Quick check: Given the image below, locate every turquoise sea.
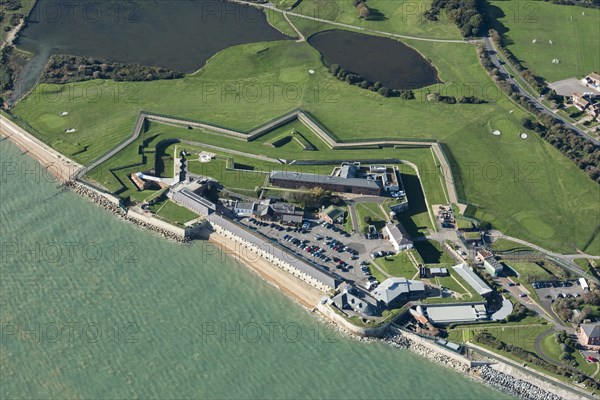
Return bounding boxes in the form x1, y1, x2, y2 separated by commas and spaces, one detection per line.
0, 139, 512, 399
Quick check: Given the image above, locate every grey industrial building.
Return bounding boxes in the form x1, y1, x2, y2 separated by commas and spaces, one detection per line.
269, 170, 382, 196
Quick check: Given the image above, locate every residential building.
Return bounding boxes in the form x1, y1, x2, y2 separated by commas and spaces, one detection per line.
319, 205, 346, 224
371, 277, 425, 307
584, 72, 600, 90
452, 263, 493, 297
269, 170, 382, 196
578, 323, 600, 349
382, 223, 413, 253
572, 92, 590, 111
477, 250, 503, 277
331, 284, 379, 316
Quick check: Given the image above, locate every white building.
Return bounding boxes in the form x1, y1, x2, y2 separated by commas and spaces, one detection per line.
452, 263, 493, 297
382, 223, 413, 253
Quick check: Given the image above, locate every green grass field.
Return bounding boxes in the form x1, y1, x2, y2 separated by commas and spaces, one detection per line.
355, 202, 387, 233
490, 238, 532, 252
488, 1, 600, 82
10, 20, 600, 255
149, 200, 199, 226
376, 251, 419, 279
540, 334, 599, 378
504, 260, 553, 281
452, 323, 548, 353
293, 0, 461, 39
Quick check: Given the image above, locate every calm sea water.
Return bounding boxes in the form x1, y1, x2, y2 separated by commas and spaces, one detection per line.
0, 140, 512, 399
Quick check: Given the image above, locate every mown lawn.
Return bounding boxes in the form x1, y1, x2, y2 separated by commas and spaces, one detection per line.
376, 251, 419, 279
149, 200, 199, 226
355, 202, 387, 233
504, 261, 554, 281
11, 28, 600, 255
293, 0, 461, 39
540, 334, 599, 378
491, 238, 532, 252
487, 1, 600, 82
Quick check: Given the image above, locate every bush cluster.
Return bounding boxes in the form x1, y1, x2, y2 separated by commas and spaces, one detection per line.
41, 55, 184, 84
328, 63, 415, 99
424, 0, 485, 37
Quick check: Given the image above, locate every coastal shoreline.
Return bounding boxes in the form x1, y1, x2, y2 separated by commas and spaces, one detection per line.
0, 117, 592, 400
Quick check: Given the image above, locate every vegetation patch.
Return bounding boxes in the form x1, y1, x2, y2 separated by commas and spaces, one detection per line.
42, 54, 183, 84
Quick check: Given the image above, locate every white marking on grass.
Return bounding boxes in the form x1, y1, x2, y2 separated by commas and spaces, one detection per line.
492, 130, 501, 136
60, 111, 68, 116
520, 133, 528, 139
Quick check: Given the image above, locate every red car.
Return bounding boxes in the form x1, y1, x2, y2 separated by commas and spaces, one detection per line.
587, 356, 598, 362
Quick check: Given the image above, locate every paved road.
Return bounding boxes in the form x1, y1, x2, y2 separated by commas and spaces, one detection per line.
483, 37, 599, 145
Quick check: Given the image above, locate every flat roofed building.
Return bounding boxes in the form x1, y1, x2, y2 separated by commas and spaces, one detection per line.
372, 277, 424, 306
452, 263, 493, 296
170, 188, 216, 216
269, 170, 381, 196
428, 267, 448, 277
425, 304, 488, 325
382, 223, 413, 253
477, 250, 503, 277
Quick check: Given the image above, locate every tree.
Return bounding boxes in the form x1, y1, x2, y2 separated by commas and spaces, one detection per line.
357, 3, 370, 19
329, 64, 340, 76
521, 117, 534, 130
363, 216, 372, 225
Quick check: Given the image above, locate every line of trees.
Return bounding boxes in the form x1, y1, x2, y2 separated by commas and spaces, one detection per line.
489, 30, 554, 98
478, 45, 600, 184
328, 64, 415, 99
41, 55, 184, 84
428, 92, 487, 104
423, 0, 485, 37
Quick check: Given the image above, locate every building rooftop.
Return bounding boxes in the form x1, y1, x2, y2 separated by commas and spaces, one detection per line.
322, 205, 345, 220
372, 277, 424, 305
452, 264, 493, 296
270, 170, 381, 191
582, 323, 600, 339
425, 304, 487, 324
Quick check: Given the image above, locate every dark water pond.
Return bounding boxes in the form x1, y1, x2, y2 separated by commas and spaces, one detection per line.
13, 0, 288, 101
307, 30, 440, 90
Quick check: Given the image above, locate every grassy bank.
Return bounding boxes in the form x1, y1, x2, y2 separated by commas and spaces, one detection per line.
487, 1, 600, 82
